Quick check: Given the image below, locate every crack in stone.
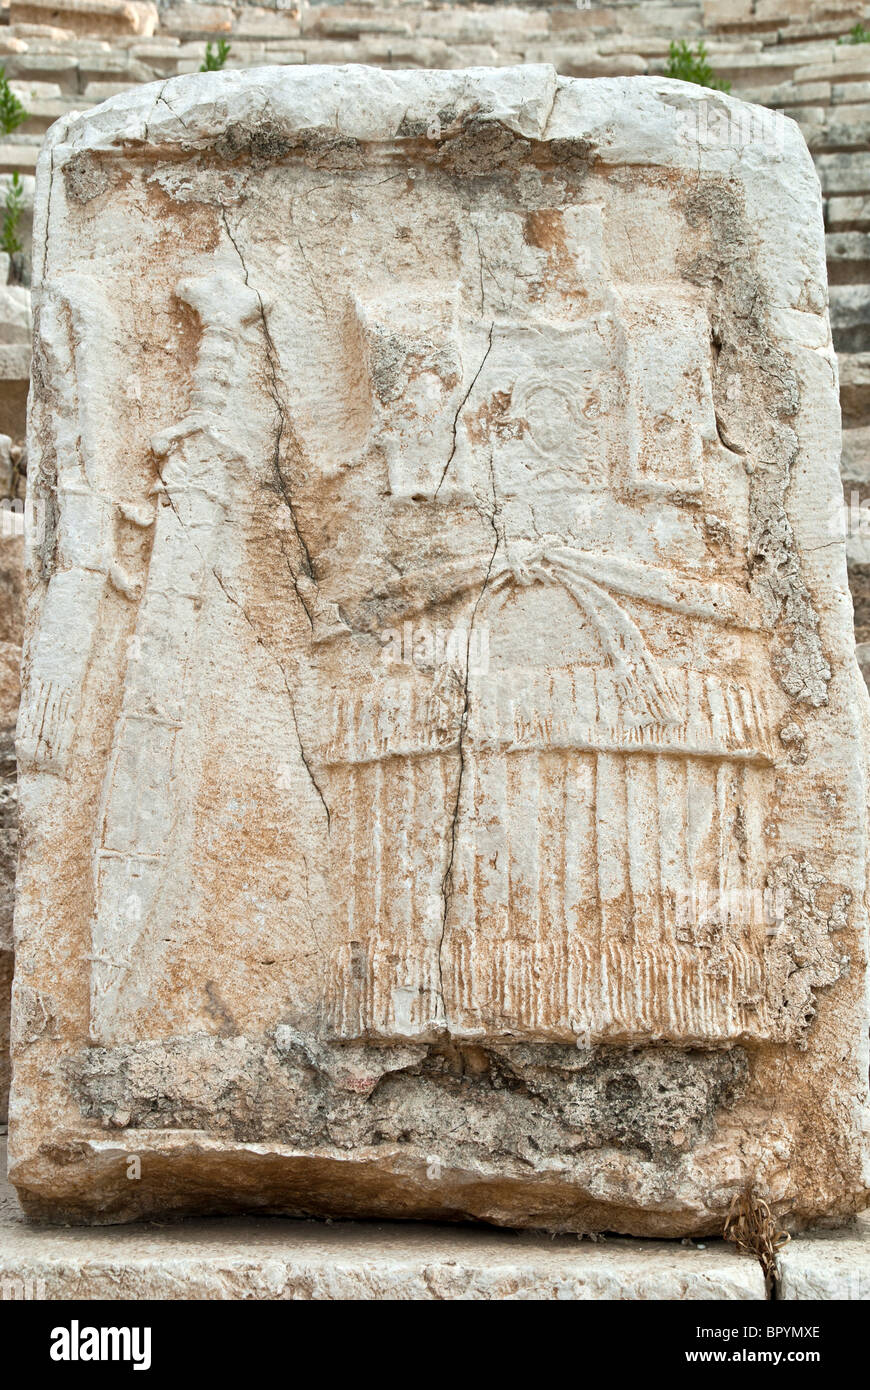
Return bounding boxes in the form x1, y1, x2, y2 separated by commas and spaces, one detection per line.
220, 209, 317, 588
436, 521, 501, 1023
154, 456, 330, 832
210, 564, 332, 831
434, 321, 495, 498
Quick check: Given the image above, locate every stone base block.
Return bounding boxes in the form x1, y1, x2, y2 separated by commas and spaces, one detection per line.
777, 1213, 870, 1299
0, 1139, 765, 1300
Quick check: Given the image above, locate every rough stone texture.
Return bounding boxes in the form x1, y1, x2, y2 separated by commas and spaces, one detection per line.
8, 0, 160, 40
0, 530, 23, 1125
778, 1211, 870, 1297
6, 0, 870, 1238
8, 66, 870, 1235
0, 1139, 766, 1299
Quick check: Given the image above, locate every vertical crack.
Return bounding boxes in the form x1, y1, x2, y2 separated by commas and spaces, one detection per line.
210, 564, 331, 831
434, 322, 495, 498
436, 520, 501, 1021
220, 209, 317, 585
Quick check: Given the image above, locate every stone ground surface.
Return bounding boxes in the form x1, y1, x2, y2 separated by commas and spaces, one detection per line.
0, 1137, 767, 1298
778, 1211, 870, 1298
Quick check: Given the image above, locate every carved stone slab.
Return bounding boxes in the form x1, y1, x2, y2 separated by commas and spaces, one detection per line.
9, 66, 870, 1233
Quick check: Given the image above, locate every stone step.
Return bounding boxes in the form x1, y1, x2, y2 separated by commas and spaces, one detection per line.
827, 194, 870, 229
0, 52, 80, 89
15, 94, 81, 134
157, 3, 233, 39
703, 0, 864, 32
854, 640, 870, 690
832, 79, 870, 103
815, 151, 870, 195
0, 141, 40, 176
841, 425, 870, 485
804, 112, 870, 152
837, 351, 870, 424
827, 229, 870, 282
670, 45, 839, 88
0, 1136, 767, 1298
756, 78, 832, 105
0, 285, 30, 347
847, 540, 870, 635
778, 19, 870, 45
830, 283, 870, 351
796, 47, 870, 83
524, 44, 648, 76
8, 0, 158, 38
0, 343, 29, 380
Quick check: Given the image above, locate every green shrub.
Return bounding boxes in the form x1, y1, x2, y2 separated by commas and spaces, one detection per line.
665, 40, 731, 93
1, 172, 24, 260
0, 68, 26, 137
838, 22, 870, 43
200, 39, 231, 72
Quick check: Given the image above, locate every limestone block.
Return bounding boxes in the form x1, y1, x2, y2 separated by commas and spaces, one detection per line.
158, 4, 234, 36
838, 350, 870, 421
0, 346, 30, 382
841, 425, 870, 483
229, 14, 305, 42
832, 80, 870, 104
0, 144, 42, 178
0, 948, 11, 1122
778, 1213, 870, 1297
0, 344, 31, 440
8, 0, 159, 39
805, 111, 870, 155
829, 283, 870, 351
524, 46, 648, 78
551, 9, 624, 40
827, 195, 870, 230
797, 54, 870, 85
1, 56, 80, 94
0, 288, 32, 347
704, 0, 756, 29
0, 530, 23, 1126
826, 230, 870, 283
815, 151, 870, 196
8, 67, 870, 1236
0, 1134, 766, 1299
757, 0, 861, 23
301, 8, 415, 42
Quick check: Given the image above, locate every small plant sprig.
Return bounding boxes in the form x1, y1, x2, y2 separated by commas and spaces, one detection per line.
724, 1190, 790, 1291
665, 40, 731, 93
200, 39, 231, 72
0, 67, 27, 136
1, 172, 24, 260
838, 22, 870, 43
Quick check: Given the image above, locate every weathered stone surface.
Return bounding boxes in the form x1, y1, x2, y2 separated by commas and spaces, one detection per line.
8, 0, 159, 40
0, 530, 24, 1124
0, 1139, 765, 1299
8, 66, 870, 1235
778, 1212, 870, 1298
0, 289, 32, 349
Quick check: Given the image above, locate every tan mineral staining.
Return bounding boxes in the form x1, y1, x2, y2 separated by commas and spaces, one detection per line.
6, 65, 870, 1235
